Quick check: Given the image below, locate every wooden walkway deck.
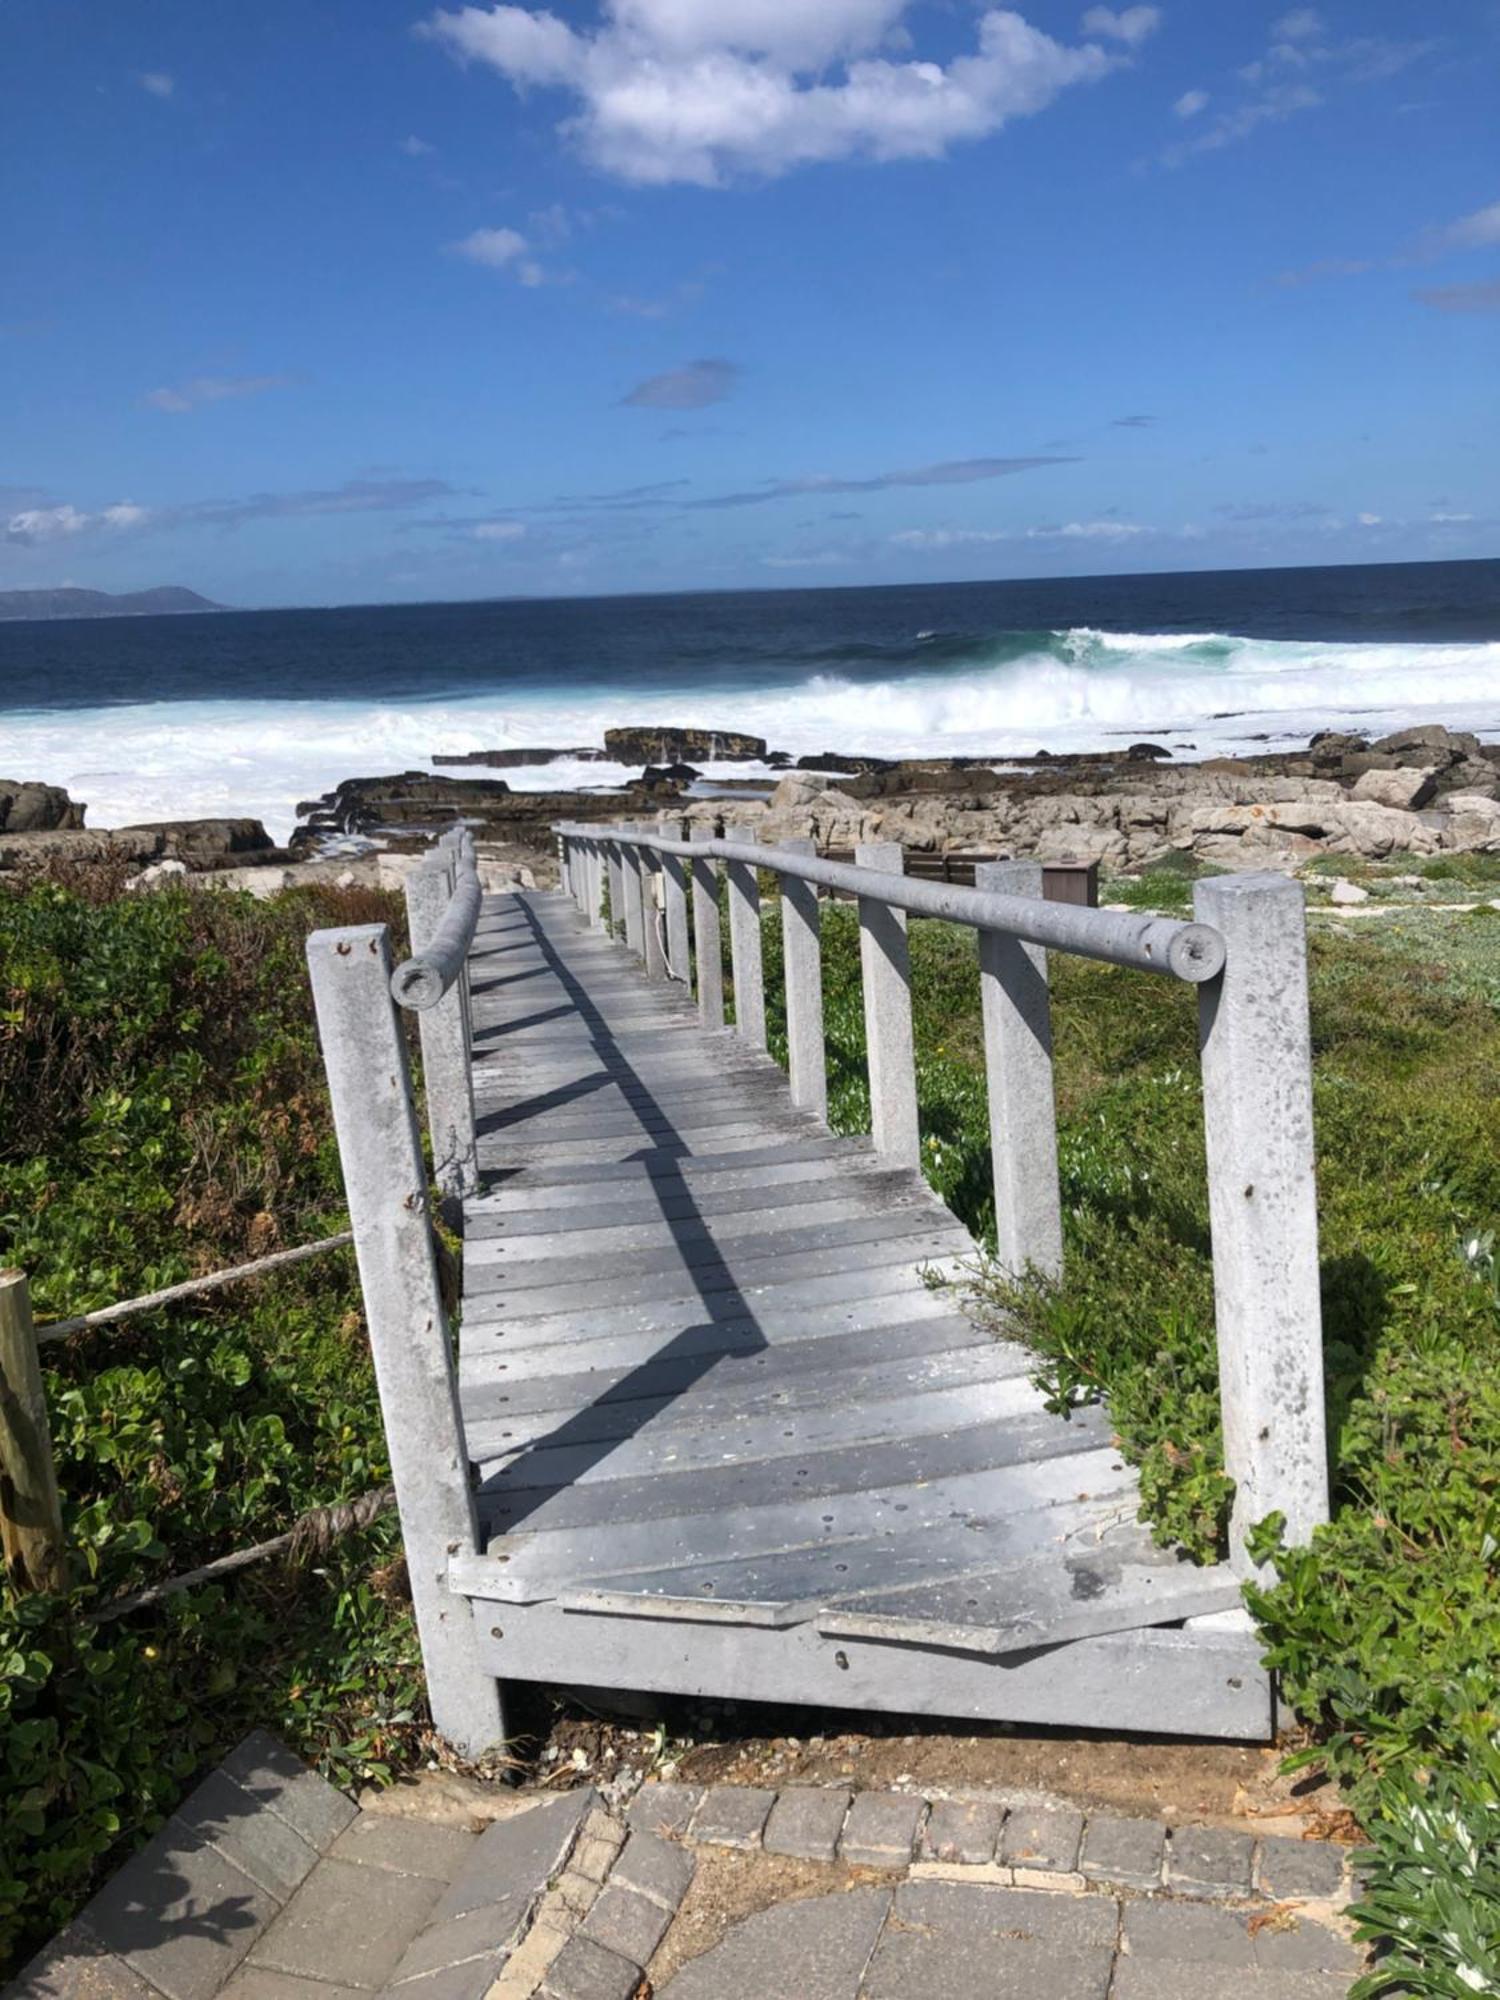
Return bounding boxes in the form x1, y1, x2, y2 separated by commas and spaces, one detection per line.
447, 889, 1268, 1739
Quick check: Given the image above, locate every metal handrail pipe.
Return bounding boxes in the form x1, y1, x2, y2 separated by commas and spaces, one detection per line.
391, 831, 483, 1010
559, 822, 1224, 983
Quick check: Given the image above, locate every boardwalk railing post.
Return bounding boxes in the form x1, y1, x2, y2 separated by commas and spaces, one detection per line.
690, 825, 725, 1029
587, 836, 607, 933
606, 835, 625, 941
974, 861, 1063, 1281
659, 815, 690, 983
1194, 872, 1329, 1575
726, 839, 767, 1048
404, 855, 479, 1205
620, 824, 646, 957
779, 836, 827, 1118
306, 922, 504, 1755
638, 822, 669, 982
855, 841, 920, 1166
557, 831, 571, 899
0, 1269, 66, 1595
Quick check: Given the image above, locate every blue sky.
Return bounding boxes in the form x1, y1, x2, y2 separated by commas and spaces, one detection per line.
2, 0, 1496, 606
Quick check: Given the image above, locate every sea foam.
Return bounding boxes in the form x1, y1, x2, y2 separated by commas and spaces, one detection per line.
5, 628, 1497, 845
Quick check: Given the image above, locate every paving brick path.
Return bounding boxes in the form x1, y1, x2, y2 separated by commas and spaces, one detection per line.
6, 1748, 1362, 2000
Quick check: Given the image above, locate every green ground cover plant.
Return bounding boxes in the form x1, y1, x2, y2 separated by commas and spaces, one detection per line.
0, 875, 423, 1973
747, 867, 1500, 1996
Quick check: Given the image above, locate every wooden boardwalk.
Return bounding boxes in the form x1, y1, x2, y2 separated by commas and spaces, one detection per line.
447, 888, 1265, 1736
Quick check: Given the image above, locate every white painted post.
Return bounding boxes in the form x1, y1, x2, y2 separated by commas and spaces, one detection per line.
557, 831, 571, 898
659, 816, 690, 983
606, 837, 625, 941
855, 841, 920, 1167
726, 841, 767, 1048
639, 826, 669, 983
305, 922, 504, 1755
690, 826, 724, 1030
587, 837, 607, 933
403, 858, 479, 1203
1194, 872, 1329, 1574
779, 837, 827, 1119
620, 827, 646, 957
974, 861, 1063, 1280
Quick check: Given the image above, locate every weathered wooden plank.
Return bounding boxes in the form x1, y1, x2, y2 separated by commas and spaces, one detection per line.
691, 826, 725, 1031
462, 1338, 1038, 1460
463, 1443, 1132, 1602
479, 1403, 1111, 1535
465, 1598, 1272, 1741
470, 1134, 873, 1194
565, 1489, 1142, 1626
458, 1313, 996, 1425
470, 1185, 940, 1262
467, 1166, 931, 1237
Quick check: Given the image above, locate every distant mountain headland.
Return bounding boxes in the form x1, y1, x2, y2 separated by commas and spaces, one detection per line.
0, 585, 225, 622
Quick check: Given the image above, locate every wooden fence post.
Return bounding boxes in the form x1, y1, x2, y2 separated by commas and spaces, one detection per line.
404, 857, 479, 1204
620, 827, 646, 957
639, 825, 669, 982
1194, 872, 1329, 1574
855, 841, 920, 1167
974, 860, 1063, 1281
659, 817, 691, 982
557, 831, 571, 899
305, 922, 505, 1755
587, 837, 607, 932
606, 837, 625, 941
779, 838, 827, 1119
690, 826, 725, 1029
0, 1270, 66, 1595
726, 841, 767, 1048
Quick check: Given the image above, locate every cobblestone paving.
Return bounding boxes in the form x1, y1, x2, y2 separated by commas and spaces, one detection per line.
5, 1754, 1364, 2000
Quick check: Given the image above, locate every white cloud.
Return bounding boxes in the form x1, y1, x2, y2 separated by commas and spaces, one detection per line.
1173, 88, 1208, 118
400, 133, 436, 155
449, 225, 547, 283
891, 517, 1151, 548
5, 501, 149, 545
472, 519, 527, 540
1429, 198, 1500, 253
1031, 518, 1149, 540
138, 71, 175, 98
1271, 9, 1324, 41
1357, 511, 1382, 526
144, 373, 291, 414
423, 3, 1138, 185
1080, 7, 1161, 49
890, 526, 1012, 548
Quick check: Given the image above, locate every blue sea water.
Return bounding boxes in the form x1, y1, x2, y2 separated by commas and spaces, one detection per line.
1, 558, 1496, 842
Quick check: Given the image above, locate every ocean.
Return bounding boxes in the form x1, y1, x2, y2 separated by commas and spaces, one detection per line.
2, 558, 1497, 845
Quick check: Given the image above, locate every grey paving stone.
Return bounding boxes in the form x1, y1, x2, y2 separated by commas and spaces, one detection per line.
221, 1974, 368, 2000
328, 1814, 477, 1883
1078, 1813, 1165, 1891
3, 1920, 160, 2000
1124, 1897, 1360, 1977
865, 1882, 1115, 2000
81, 1820, 279, 2000
1166, 1825, 1256, 1899
172, 1771, 321, 1904
997, 1806, 1084, 1874
386, 1893, 531, 1985
1124, 1900, 1256, 1967
762, 1788, 851, 1863
1256, 1836, 1348, 1903
658, 1886, 892, 2000
626, 1784, 702, 1840
435, 1791, 593, 1920
689, 1786, 776, 1850
919, 1799, 1003, 1866
380, 1964, 505, 2000
540, 1934, 642, 2000
580, 1883, 673, 1968
219, 1732, 358, 1851
1111, 1965, 1356, 2000
839, 1791, 926, 1869
248, 1855, 443, 1989
610, 1829, 695, 1911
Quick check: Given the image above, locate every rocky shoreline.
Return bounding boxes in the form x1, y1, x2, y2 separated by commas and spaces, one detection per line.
4, 721, 1499, 894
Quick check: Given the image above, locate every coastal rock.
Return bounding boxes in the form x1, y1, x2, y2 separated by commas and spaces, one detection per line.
127, 858, 190, 892
1126, 742, 1171, 761
1439, 793, 1500, 850
1351, 767, 1439, 810
1330, 879, 1370, 904
0, 820, 279, 872
0, 779, 85, 832
1372, 724, 1482, 765
604, 725, 766, 763
795, 751, 899, 774
119, 818, 278, 867
432, 747, 604, 768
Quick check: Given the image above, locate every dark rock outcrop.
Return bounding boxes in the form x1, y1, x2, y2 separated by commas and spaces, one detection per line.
0, 820, 282, 872
0, 779, 86, 832
604, 726, 766, 763
431, 747, 605, 768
